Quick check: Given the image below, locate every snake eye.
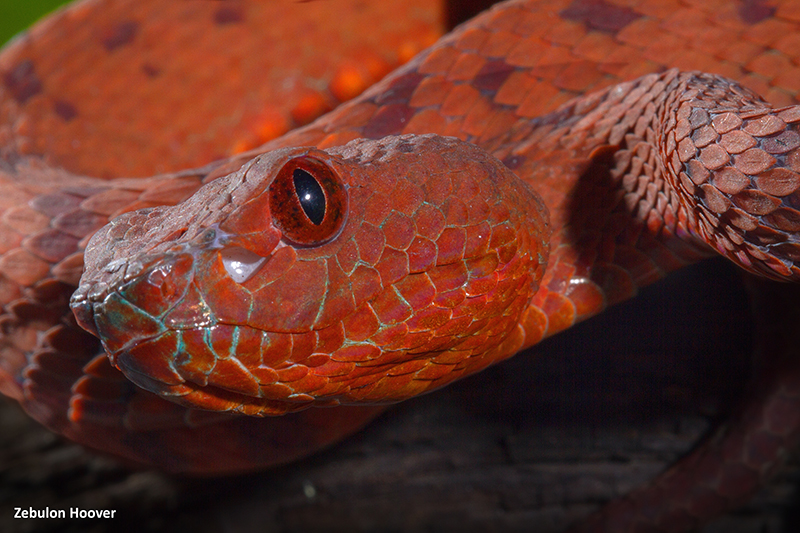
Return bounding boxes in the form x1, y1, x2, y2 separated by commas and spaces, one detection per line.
268, 155, 347, 246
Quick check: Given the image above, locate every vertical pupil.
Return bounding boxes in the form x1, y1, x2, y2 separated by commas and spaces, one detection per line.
293, 168, 326, 225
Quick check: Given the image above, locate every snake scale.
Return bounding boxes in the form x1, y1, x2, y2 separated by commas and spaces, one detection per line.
2, 0, 800, 531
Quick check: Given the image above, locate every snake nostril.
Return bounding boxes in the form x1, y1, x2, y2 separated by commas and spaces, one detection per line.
220, 246, 267, 283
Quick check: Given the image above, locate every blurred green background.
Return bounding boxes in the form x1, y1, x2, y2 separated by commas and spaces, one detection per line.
1, 0, 72, 45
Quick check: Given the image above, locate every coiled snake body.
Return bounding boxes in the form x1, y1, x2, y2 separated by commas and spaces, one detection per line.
2, 0, 800, 531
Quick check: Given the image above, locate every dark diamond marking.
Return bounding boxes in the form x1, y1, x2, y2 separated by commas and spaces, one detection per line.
739, 0, 776, 24
375, 72, 425, 105
362, 104, 415, 139
4, 60, 42, 103
560, 0, 642, 34
215, 7, 245, 25
472, 59, 516, 93
54, 100, 78, 122
141, 63, 161, 78
502, 155, 526, 170
102, 20, 139, 51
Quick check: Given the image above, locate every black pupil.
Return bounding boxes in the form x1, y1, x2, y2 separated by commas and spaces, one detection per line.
293, 168, 326, 225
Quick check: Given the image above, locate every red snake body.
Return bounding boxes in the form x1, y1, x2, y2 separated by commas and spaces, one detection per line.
2, 0, 800, 531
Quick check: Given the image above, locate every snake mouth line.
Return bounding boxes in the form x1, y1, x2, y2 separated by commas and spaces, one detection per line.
105, 329, 329, 417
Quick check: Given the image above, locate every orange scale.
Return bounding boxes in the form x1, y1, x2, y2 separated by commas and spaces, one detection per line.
495, 69, 538, 108
369, 287, 414, 325
436, 227, 467, 264
484, 3, 525, 32
477, 108, 520, 144
370, 322, 410, 347
2, 209, 49, 243
439, 83, 482, 117
335, 238, 360, 275
412, 362, 456, 382
429, 349, 468, 366
404, 107, 449, 134
489, 223, 517, 249
428, 261, 469, 292
417, 45, 460, 76
505, 36, 550, 68
275, 364, 310, 384
719, 41, 764, 67
303, 354, 330, 368
288, 373, 332, 396
446, 53, 487, 82
116, 332, 183, 388
552, 60, 607, 93
519, 305, 548, 347
375, 247, 410, 286
746, 51, 792, 81
442, 116, 466, 138
388, 329, 437, 351
465, 253, 500, 279
328, 365, 381, 385
404, 306, 452, 331
356, 193, 393, 224
571, 31, 620, 63
342, 304, 381, 342
733, 149, 777, 176
455, 26, 491, 52
407, 237, 437, 273
563, 277, 607, 320
176, 329, 217, 383
208, 357, 260, 396
390, 179, 426, 216
414, 204, 447, 239
742, 17, 797, 48
331, 344, 382, 363
316, 259, 357, 328
383, 211, 416, 250
249, 365, 279, 386
465, 272, 500, 297
464, 222, 492, 256
312, 359, 356, 378
394, 273, 437, 311
350, 265, 383, 303
254, 382, 295, 402
208, 325, 237, 359
441, 197, 469, 227
260, 332, 293, 369
537, 291, 577, 336
450, 168, 481, 200
80, 189, 139, 216
386, 359, 428, 377
290, 332, 316, 362
353, 223, 386, 266
408, 76, 454, 107
459, 292, 490, 316
432, 314, 473, 337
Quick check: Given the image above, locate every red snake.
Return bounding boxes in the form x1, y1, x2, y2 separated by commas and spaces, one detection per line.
2, 0, 800, 531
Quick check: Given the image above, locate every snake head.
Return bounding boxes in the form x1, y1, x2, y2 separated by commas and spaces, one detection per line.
71, 134, 549, 416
